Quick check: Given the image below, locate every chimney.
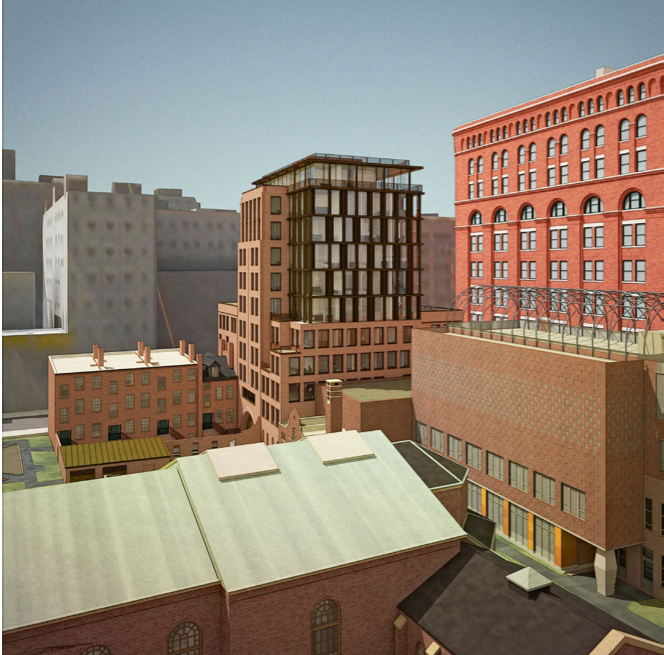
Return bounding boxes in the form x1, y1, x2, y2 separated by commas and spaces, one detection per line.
179, 339, 186, 356
325, 379, 344, 434
188, 343, 195, 363
595, 66, 617, 78
98, 348, 104, 368
145, 346, 151, 365
93, 344, 99, 360
137, 341, 144, 357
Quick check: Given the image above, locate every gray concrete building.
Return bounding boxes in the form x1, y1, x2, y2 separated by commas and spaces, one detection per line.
2, 150, 239, 413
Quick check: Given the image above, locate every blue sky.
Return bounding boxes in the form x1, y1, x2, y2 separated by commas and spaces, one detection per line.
3, 0, 663, 215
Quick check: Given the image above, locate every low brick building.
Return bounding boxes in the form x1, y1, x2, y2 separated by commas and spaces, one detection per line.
3, 430, 467, 655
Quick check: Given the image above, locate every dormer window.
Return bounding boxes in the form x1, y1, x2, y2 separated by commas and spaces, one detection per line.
211, 365, 220, 378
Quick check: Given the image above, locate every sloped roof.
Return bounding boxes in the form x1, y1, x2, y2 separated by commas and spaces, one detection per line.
61, 436, 170, 468
177, 430, 466, 593
393, 441, 467, 489
2, 467, 218, 631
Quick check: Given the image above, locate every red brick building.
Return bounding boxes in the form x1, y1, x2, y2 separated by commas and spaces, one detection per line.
453, 56, 663, 327
48, 340, 245, 481
217, 154, 450, 445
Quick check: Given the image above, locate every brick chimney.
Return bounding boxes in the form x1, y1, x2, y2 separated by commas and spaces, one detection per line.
179, 340, 186, 356
93, 344, 99, 360
144, 346, 151, 365
188, 343, 195, 363
137, 341, 144, 357
98, 348, 104, 368
325, 379, 343, 434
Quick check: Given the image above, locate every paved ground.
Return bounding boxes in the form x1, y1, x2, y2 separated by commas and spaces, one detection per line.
2, 435, 63, 492
495, 536, 664, 644
2, 414, 48, 433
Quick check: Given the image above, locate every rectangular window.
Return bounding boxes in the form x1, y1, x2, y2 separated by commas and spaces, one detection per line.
595, 156, 605, 178
92, 423, 101, 438
125, 419, 134, 434
270, 196, 281, 215
346, 353, 357, 372
173, 369, 181, 383
387, 326, 397, 344
581, 159, 590, 181
60, 407, 69, 423
109, 402, 118, 418
622, 222, 645, 247
534, 472, 555, 505
447, 435, 462, 461
319, 355, 329, 374
141, 392, 150, 408
59, 384, 69, 399
560, 164, 568, 184
623, 260, 633, 282
289, 383, 300, 403
74, 426, 85, 441
92, 375, 101, 390
173, 414, 181, 428
562, 484, 586, 520
226, 409, 234, 423
141, 371, 150, 386
468, 481, 482, 514
141, 417, 150, 433
173, 390, 181, 405
501, 176, 508, 194
75, 399, 84, 414
415, 421, 427, 445
109, 380, 118, 394
518, 172, 525, 191
636, 260, 645, 283
187, 389, 196, 403
374, 352, 384, 370
620, 152, 629, 175
466, 443, 482, 470
92, 397, 101, 413
584, 261, 593, 281
387, 351, 397, 369
468, 182, 474, 199
430, 427, 444, 452
595, 260, 604, 281
271, 221, 281, 240
75, 376, 84, 391
289, 357, 300, 376
400, 350, 410, 368
645, 498, 653, 530
347, 328, 357, 346
636, 148, 647, 172
529, 170, 536, 189
487, 451, 504, 481
271, 248, 281, 265
158, 398, 166, 413
360, 353, 371, 371
509, 461, 528, 492
361, 327, 371, 345
271, 273, 281, 291
188, 368, 196, 381
548, 167, 555, 186
187, 413, 196, 427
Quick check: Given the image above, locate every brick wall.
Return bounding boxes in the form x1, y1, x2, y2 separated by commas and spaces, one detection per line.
342, 394, 413, 442
434, 483, 467, 527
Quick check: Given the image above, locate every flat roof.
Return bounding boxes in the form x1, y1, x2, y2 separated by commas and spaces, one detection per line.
393, 441, 467, 490
343, 378, 412, 403
49, 348, 195, 375
61, 436, 170, 468
2, 467, 218, 631
398, 543, 647, 655
177, 430, 466, 593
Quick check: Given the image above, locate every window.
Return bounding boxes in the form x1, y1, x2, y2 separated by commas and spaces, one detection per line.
547, 138, 555, 158
534, 472, 555, 505
92, 375, 101, 390
581, 159, 590, 181
588, 99, 594, 114
520, 230, 536, 251
270, 196, 281, 215
628, 86, 635, 103
468, 481, 482, 513
584, 197, 603, 214
74, 376, 84, 391
550, 202, 567, 218
518, 146, 526, 165
550, 227, 568, 249
226, 408, 234, 423
360, 353, 371, 371
494, 208, 507, 223
470, 233, 484, 252
168, 621, 201, 655
110, 381, 119, 396
583, 225, 604, 248
623, 192, 645, 210
92, 397, 101, 413
636, 148, 647, 172
75, 399, 84, 414
188, 368, 196, 381
620, 152, 629, 175
492, 177, 498, 195
520, 205, 535, 221
502, 176, 508, 194
494, 232, 508, 251
92, 423, 101, 438
550, 261, 568, 280
158, 398, 166, 413
560, 163, 568, 184
529, 170, 536, 189
430, 428, 444, 452
304, 381, 315, 401
596, 156, 605, 178
271, 221, 281, 239
596, 125, 604, 147
319, 355, 329, 374
173, 369, 181, 383
80, 647, 113, 655
403, 326, 412, 343
529, 143, 536, 162
619, 119, 629, 141
469, 159, 475, 175
140, 392, 150, 408
581, 129, 590, 150
645, 498, 653, 530
271, 247, 281, 265
560, 134, 568, 155
59, 384, 69, 399
346, 353, 357, 372
289, 357, 300, 376
487, 452, 504, 481
125, 419, 134, 434
311, 600, 339, 655
518, 171, 525, 191
502, 150, 508, 168
415, 421, 427, 445
492, 153, 498, 170
546, 112, 551, 126
140, 371, 149, 386
347, 328, 357, 346
172, 390, 181, 405
562, 484, 586, 520
141, 417, 150, 433
289, 383, 300, 402
187, 413, 196, 427
448, 435, 462, 460
466, 443, 482, 470
271, 273, 281, 291
509, 461, 528, 492
60, 407, 69, 423
468, 182, 474, 199
108, 402, 118, 418
548, 167, 555, 186
622, 222, 645, 247
470, 212, 482, 225
597, 97, 604, 112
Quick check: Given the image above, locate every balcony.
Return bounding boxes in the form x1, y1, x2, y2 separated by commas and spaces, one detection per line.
288, 177, 422, 193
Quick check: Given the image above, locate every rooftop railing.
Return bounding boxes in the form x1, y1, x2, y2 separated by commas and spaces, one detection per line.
287, 178, 422, 193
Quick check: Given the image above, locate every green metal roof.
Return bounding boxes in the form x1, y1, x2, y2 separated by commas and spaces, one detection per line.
177, 430, 466, 593
2, 467, 218, 631
60, 436, 171, 468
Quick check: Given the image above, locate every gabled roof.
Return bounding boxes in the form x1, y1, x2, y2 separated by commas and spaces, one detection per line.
177, 430, 466, 593
202, 352, 236, 380
398, 543, 647, 655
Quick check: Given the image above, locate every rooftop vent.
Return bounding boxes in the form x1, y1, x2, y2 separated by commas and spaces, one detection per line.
506, 567, 551, 599
307, 430, 375, 464
595, 66, 617, 78
207, 442, 279, 481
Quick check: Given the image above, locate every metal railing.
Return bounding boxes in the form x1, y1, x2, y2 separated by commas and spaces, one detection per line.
168, 427, 185, 441
287, 178, 421, 193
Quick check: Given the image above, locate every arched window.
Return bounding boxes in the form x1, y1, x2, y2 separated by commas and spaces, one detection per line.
639, 83, 646, 100
523, 119, 528, 133
312, 600, 340, 655
496, 129, 501, 142
628, 86, 635, 103
617, 90, 625, 106
588, 99, 594, 114
562, 107, 568, 121
494, 208, 507, 223
492, 153, 498, 170
595, 126, 604, 147
168, 622, 201, 655
579, 101, 585, 117
560, 135, 568, 155
623, 192, 645, 210
521, 205, 535, 221
470, 212, 483, 225
584, 197, 604, 214
529, 143, 536, 162
80, 648, 112, 655
547, 138, 555, 158
469, 159, 475, 175
597, 96, 604, 111
477, 156, 484, 173
636, 115, 646, 138
581, 129, 590, 150
553, 110, 559, 124
466, 137, 471, 149
490, 129, 495, 143
516, 122, 521, 135
518, 146, 526, 165
530, 118, 535, 131
472, 136, 477, 148
551, 201, 567, 217
502, 150, 508, 168
478, 134, 483, 146
619, 119, 630, 142
503, 126, 508, 139
546, 112, 551, 126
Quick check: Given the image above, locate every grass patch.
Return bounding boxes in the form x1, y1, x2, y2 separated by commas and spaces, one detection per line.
495, 534, 562, 575
2, 481, 26, 493
628, 599, 664, 628
2, 434, 51, 448
31, 451, 63, 483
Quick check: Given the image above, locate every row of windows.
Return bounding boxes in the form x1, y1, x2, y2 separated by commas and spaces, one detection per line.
59, 369, 197, 397
470, 115, 647, 174
288, 350, 411, 378
419, 423, 587, 520
294, 325, 411, 349
464, 83, 648, 149
468, 191, 645, 225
